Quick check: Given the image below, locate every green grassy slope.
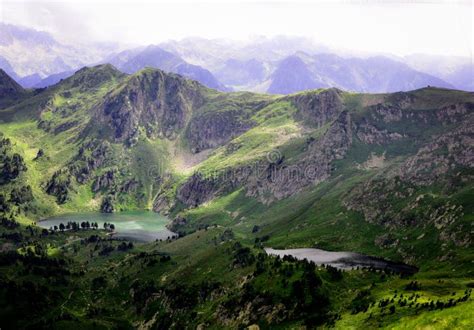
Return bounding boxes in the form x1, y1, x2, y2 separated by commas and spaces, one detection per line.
0, 66, 473, 328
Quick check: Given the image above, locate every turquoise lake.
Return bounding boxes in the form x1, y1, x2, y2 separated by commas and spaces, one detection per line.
39, 211, 176, 242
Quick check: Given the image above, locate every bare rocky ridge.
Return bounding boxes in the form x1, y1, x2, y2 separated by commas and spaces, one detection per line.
185, 109, 255, 153
94, 69, 206, 144
289, 88, 344, 127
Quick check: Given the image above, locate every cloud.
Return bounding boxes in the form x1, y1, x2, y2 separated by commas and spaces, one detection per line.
0, 0, 471, 57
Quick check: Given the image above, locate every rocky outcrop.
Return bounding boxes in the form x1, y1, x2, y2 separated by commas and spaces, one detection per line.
246, 111, 353, 203
119, 179, 139, 193
356, 121, 404, 144
399, 115, 474, 186
100, 195, 115, 213
177, 172, 238, 208
45, 169, 71, 204
371, 103, 403, 123
43, 141, 113, 204
185, 110, 255, 153
434, 102, 473, 123
167, 216, 187, 232
346, 115, 474, 225
153, 194, 173, 215
289, 88, 344, 127
69, 141, 112, 184
94, 69, 206, 144
92, 170, 116, 193
344, 113, 474, 250
33, 148, 45, 161
177, 111, 353, 208
52, 120, 79, 135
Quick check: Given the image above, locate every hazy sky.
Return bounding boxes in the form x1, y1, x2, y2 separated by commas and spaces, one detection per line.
0, 0, 472, 57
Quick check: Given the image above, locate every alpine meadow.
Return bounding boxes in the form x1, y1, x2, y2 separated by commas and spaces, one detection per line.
0, 1, 473, 329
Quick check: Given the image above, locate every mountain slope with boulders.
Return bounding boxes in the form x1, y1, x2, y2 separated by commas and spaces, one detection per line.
0, 65, 473, 328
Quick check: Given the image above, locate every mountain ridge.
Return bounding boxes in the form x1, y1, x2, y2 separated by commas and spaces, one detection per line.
0, 66, 473, 328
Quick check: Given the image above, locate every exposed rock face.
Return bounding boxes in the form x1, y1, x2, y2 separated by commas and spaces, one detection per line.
52, 120, 79, 135
434, 102, 473, 123
177, 111, 353, 207
45, 169, 71, 204
44, 141, 114, 204
167, 216, 187, 232
344, 113, 474, 250
357, 101, 473, 145
289, 88, 343, 127
356, 121, 404, 144
386, 91, 417, 109
69, 141, 112, 184
346, 115, 474, 222
153, 194, 173, 214
119, 179, 139, 193
177, 172, 238, 208
246, 110, 353, 203
95, 69, 205, 144
399, 115, 474, 186
371, 103, 403, 123
185, 109, 255, 153
92, 170, 116, 193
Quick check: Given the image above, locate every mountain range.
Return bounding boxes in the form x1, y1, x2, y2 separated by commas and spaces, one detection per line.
267, 53, 454, 94
1, 24, 472, 94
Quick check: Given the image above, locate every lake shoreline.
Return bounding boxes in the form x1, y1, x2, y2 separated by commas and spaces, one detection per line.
265, 247, 418, 274
38, 211, 176, 243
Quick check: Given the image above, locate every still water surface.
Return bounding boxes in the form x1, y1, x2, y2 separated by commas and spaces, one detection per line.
265, 247, 417, 274
39, 211, 176, 242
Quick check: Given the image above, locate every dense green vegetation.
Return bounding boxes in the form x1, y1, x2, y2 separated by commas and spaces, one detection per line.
0, 65, 472, 328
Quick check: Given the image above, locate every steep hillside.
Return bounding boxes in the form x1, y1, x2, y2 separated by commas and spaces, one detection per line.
0, 67, 473, 328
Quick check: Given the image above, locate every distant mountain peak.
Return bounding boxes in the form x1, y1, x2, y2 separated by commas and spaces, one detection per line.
268, 55, 325, 94
106, 44, 229, 91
